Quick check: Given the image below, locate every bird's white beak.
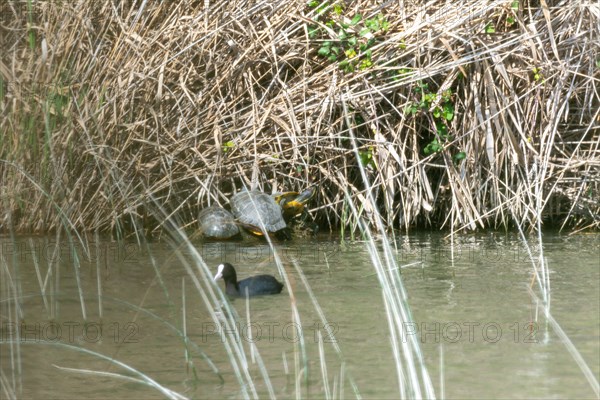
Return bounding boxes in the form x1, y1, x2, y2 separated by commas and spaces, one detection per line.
213, 263, 225, 281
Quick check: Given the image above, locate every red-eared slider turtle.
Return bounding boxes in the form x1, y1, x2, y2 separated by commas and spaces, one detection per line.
198, 206, 240, 239
273, 186, 316, 221
230, 190, 288, 238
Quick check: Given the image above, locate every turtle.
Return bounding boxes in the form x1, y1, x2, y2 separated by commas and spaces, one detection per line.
273, 186, 316, 221
230, 190, 289, 239
198, 206, 240, 239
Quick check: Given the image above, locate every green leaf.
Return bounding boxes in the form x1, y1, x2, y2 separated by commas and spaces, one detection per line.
359, 28, 371, 37
380, 18, 390, 31
345, 48, 357, 58
359, 59, 372, 70
424, 140, 442, 155
405, 104, 418, 115
348, 36, 357, 46
485, 23, 495, 34
359, 148, 374, 167
453, 151, 467, 162
511, 1, 519, 10
328, 54, 337, 61
318, 46, 331, 56
424, 93, 436, 103
331, 46, 340, 55
350, 14, 362, 25
442, 103, 454, 121
443, 109, 454, 121
339, 60, 354, 72
365, 18, 379, 31
437, 123, 448, 137
333, 4, 343, 15
222, 140, 236, 152
307, 0, 319, 8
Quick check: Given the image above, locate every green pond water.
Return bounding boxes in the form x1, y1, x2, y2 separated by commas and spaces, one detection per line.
1, 232, 598, 399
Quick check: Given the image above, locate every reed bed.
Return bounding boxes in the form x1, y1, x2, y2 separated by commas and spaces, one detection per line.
0, 0, 598, 235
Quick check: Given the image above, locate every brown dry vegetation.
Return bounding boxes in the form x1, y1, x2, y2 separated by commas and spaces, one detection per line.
0, 0, 598, 236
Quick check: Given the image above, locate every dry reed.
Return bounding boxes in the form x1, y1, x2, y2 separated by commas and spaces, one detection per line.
0, 0, 598, 235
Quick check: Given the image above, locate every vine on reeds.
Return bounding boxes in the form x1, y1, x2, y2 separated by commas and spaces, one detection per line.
307, 1, 389, 73
405, 83, 465, 163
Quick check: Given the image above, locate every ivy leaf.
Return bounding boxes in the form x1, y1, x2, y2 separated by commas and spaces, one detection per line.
359, 59, 372, 70
318, 46, 331, 56
380, 18, 389, 31
359, 28, 371, 37
453, 151, 467, 162
443, 104, 454, 121
345, 48, 357, 58
222, 140, 236, 152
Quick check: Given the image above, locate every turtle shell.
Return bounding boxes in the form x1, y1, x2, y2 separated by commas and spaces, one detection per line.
198, 206, 240, 239
230, 191, 287, 235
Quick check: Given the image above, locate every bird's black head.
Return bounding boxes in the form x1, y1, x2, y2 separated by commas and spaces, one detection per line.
213, 262, 237, 283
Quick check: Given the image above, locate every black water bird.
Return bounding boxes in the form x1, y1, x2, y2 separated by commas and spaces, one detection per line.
213, 262, 284, 297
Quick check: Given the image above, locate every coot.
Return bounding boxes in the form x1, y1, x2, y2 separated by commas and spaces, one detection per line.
213, 263, 284, 297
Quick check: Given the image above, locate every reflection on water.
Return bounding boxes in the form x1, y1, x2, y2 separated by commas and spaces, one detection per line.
0, 233, 598, 399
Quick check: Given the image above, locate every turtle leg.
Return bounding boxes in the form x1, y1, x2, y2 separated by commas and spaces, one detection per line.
298, 209, 319, 236
275, 227, 292, 241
